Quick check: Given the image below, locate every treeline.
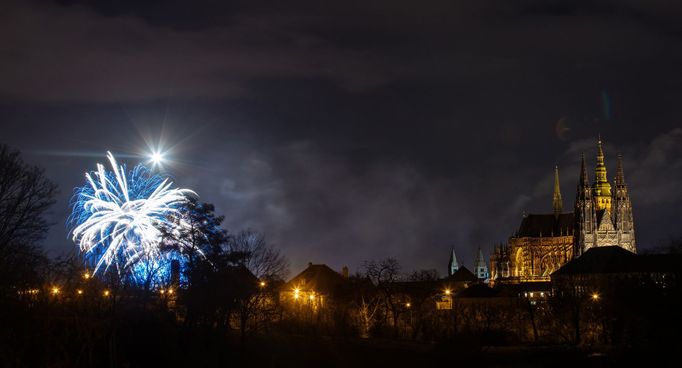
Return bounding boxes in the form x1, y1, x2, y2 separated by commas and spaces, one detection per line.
1, 143, 681, 367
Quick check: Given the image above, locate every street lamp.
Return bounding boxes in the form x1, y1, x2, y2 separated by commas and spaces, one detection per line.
591, 292, 600, 301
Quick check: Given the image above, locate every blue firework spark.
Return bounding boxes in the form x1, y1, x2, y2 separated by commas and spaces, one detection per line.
69, 152, 195, 285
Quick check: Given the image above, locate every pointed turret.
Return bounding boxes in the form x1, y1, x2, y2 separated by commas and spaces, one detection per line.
579, 153, 589, 187
615, 154, 625, 186
552, 165, 563, 218
448, 248, 459, 276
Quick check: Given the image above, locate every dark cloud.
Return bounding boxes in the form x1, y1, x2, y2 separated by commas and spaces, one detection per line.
2, 0, 682, 274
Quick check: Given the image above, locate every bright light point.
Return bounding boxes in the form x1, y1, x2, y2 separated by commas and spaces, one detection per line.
309, 294, 314, 300
592, 293, 600, 301
445, 289, 451, 295
160, 289, 165, 294
51, 287, 60, 295
406, 302, 411, 308
103, 290, 110, 297
260, 281, 266, 287
77, 289, 83, 295
150, 151, 165, 166
168, 288, 174, 295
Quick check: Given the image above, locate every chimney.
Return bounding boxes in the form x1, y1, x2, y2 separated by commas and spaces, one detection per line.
342, 266, 349, 278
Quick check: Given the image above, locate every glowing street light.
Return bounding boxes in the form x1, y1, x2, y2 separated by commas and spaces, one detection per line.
260, 281, 266, 287
293, 288, 300, 300
103, 290, 110, 297
591, 293, 600, 301
51, 287, 60, 295
405, 302, 411, 308
167, 288, 174, 295
444, 289, 451, 295
77, 289, 83, 295
83, 271, 90, 280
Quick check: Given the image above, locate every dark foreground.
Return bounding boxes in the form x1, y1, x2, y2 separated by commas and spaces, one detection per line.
0, 308, 662, 368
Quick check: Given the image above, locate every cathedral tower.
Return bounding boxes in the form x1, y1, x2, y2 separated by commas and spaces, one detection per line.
574, 154, 595, 256
574, 137, 636, 255
612, 155, 636, 253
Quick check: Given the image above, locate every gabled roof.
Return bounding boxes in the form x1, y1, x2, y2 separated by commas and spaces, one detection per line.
443, 266, 477, 282
553, 246, 636, 275
281, 263, 348, 294
226, 265, 260, 285
516, 213, 574, 237
596, 209, 614, 230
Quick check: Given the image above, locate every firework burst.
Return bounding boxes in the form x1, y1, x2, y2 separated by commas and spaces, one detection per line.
69, 152, 195, 282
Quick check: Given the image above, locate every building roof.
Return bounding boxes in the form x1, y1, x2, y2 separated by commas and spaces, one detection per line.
443, 266, 478, 282
455, 283, 499, 298
281, 263, 348, 294
552, 246, 682, 276
516, 213, 574, 237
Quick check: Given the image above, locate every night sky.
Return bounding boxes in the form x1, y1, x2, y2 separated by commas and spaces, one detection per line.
2, 0, 682, 276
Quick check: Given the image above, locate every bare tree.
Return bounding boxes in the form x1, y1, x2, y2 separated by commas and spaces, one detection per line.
226, 229, 288, 343
0, 144, 57, 296
228, 230, 288, 281
363, 257, 403, 332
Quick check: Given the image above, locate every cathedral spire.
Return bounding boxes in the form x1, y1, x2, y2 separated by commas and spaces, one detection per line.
448, 248, 459, 276
553, 165, 563, 218
615, 154, 626, 186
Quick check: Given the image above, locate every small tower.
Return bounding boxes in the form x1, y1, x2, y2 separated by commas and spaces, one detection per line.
552, 165, 563, 219
448, 248, 459, 276
474, 248, 489, 282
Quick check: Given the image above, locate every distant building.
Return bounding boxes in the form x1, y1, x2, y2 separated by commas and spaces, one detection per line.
491, 137, 637, 284
448, 248, 459, 276
474, 248, 489, 282
279, 262, 351, 308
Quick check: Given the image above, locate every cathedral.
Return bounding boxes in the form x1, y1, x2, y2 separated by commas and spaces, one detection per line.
490, 137, 636, 284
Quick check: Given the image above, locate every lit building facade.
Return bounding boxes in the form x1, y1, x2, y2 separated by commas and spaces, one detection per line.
491, 137, 636, 284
